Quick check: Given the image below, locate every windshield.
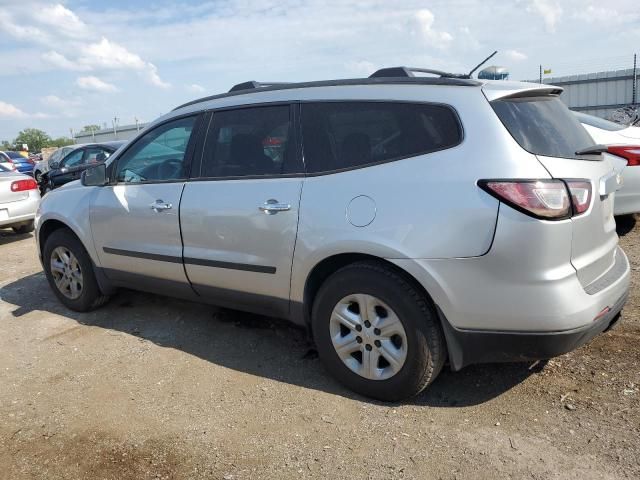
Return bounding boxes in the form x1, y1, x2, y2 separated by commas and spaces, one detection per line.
491, 96, 596, 160
573, 111, 626, 132
0, 163, 9, 172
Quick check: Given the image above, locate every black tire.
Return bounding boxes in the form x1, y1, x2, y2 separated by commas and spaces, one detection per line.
12, 220, 34, 234
34, 170, 42, 183
312, 261, 446, 401
43, 228, 110, 312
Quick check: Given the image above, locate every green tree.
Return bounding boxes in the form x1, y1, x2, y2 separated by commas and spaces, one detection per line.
81, 124, 101, 133
14, 128, 51, 152
47, 137, 75, 148
1, 140, 13, 151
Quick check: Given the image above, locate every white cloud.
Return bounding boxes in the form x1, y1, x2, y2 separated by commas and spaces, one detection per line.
527, 0, 563, 31
42, 51, 87, 71
33, 4, 87, 38
76, 76, 118, 92
187, 83, 206, 93
41, 95, 82, 108
505, 49, 528, 61
573, 6, 618, 23
0, 100, 49, 119
0, 101, 27, 118
0, 5, 169, 89
411, 9, 453, 48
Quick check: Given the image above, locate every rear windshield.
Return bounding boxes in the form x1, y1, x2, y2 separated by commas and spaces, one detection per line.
5, 151, 25, 159
491, 96, 596, 160
573, 111, 626, 131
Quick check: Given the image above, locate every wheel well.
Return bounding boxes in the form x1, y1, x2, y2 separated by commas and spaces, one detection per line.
303, 253, 436, 326
38, 219, 72, 254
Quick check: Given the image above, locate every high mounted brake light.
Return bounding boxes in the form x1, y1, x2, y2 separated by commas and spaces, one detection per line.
478, 179, 592, 220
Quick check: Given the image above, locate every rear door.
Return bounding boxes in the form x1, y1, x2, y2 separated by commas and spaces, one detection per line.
490, 94, 619, 286
180, 104, 303, 317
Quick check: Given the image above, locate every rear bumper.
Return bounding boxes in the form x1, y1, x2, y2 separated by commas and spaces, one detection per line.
439, 291, 627, 370
0, 193, 39, 227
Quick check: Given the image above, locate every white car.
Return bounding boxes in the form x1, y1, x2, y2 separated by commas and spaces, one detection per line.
0, 163, 40, 233
575, 112, 640, 216
33, 146, 74, 183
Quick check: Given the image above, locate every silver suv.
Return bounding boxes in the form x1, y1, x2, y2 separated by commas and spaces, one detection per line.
36, 68, 630, 401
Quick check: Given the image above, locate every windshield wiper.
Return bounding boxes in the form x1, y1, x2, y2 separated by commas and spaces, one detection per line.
575, 144, 608, 156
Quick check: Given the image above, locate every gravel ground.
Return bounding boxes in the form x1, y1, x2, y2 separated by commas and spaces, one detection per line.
0, 216, 639, 480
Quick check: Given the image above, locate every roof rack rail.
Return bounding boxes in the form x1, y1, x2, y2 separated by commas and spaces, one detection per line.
369, 67, 471, 80
228, 81, 291, 92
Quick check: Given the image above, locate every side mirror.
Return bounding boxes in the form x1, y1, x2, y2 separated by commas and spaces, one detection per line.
50, 161, 60, 170
81, 163, 108, 187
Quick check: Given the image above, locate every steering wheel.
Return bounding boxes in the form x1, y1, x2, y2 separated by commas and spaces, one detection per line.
157, 159, 183, 180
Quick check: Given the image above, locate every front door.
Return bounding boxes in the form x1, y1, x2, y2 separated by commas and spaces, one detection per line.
90, 115, 200, 296
180, 104, 303, 317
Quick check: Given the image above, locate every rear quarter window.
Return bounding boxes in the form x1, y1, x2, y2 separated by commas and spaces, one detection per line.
491, 96, 595, 160
301, 102, 462, 173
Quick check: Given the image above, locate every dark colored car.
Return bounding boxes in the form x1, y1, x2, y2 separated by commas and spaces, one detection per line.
0, 151, 34, 175
41, 141, 125, 193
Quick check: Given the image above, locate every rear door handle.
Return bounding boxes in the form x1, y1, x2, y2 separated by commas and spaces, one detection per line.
259, 199, 291, 214
150, 200, 173, 212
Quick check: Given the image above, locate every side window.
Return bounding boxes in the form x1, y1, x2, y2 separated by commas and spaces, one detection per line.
61, 149, 84, 168
201, 105, 296, 178
85, 147, 111, 164
115, 116, 196, 183
301, 102, 462, 173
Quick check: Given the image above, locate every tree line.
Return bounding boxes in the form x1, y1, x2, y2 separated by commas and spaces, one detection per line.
1, 128, 75, 153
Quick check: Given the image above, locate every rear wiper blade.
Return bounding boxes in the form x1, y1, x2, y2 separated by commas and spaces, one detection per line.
575, 144, 608, 156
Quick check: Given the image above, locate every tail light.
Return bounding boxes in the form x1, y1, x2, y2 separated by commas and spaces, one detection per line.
11, 179, 38, 192
607, 145, 640, 166
479, 179, 592, 220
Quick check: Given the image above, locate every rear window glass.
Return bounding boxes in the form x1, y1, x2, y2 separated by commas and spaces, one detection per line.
573, 111, 626, 131
491, 96, 595, 160
301, 102, 462, 173
6, 151, 25, 159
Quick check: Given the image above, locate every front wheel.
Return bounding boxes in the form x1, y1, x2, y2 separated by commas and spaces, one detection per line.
312, 261, 446, 401
43, 229, 110, 311
34, 170, 42, 183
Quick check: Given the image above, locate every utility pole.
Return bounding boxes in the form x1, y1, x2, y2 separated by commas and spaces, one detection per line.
69, 128, 75, 144
539, 64, 542, 84
91, 126, 95, 142
112, 117, 119, 140
633, 53, 637, 105
135, 116, 140, 131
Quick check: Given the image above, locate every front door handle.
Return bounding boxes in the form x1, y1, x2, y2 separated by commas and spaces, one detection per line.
150, 200, 173, 212
259, 199, 291, 215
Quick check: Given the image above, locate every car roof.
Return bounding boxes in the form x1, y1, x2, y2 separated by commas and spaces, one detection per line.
173, 76, 482, 111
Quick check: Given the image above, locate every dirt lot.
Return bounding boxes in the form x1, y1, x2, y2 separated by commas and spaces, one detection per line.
1, 218, 639, 480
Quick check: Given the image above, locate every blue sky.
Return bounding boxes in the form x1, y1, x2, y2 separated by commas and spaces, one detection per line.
0, 0, 638, 142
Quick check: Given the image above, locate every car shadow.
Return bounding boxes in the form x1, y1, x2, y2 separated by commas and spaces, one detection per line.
0, 272, 541, 407
0, 230, 33, 246
616, 214, 637, 236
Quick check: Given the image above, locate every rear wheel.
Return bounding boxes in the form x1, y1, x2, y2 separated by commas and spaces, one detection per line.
12, 221, 34, 234
43, 229, 110, 311
312, 261, 446, 401
34, 170, 42, 183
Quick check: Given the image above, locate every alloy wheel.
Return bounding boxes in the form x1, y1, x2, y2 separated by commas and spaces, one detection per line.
329, 294, 408, 380
50, 246, 83, 299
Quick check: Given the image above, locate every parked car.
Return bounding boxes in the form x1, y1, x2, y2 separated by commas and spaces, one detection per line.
0, 151, 34, 175
574, 111, 640, 216
33, 146, 74, 183
41, 142, 125, 193
36, 70, 630, 401
0, 163, 40, 233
